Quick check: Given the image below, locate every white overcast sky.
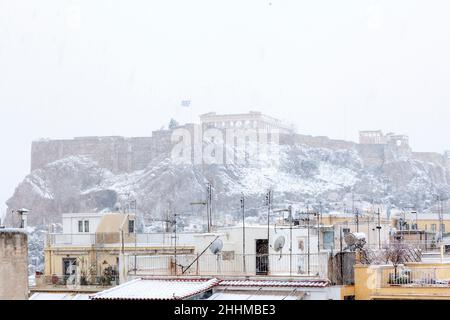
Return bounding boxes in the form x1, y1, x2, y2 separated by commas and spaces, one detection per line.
1, 0, 450, 216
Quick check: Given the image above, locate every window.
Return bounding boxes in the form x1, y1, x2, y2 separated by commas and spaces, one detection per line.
431, 224, 437, 232
62, 258, 77, 276
78, 220, 90, 233
128, 220, 135, 234
441, 224, 446, 233
323, 231, 335, 250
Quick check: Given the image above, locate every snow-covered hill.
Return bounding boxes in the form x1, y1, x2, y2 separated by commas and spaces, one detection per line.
6, 138, 450, 228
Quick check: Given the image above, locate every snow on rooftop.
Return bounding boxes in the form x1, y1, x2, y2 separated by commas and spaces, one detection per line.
29, 293, 91, 300
208, 292, 302, 300
218, 280, 329, 288
91, 278, 220, 300
0, 228, 28, 234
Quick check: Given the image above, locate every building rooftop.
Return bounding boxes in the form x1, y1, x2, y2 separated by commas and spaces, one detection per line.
90, 278, 220, 300
0, 228, 27, 234
218, 279, 330, 288
90, 277, 330, 301
208, 291, 304, 300
29, 292, 91, 300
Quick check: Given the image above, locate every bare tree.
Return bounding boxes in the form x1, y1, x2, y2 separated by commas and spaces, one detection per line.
380, 239, 412, 281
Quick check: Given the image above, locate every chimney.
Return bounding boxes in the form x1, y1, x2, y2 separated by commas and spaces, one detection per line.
16, 209, 30, 229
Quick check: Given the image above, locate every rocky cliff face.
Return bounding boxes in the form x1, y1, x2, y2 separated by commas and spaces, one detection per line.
6, 136, 450, 228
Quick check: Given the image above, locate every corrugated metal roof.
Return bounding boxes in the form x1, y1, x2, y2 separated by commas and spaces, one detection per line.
90, 277, 329, 300
218, 280, 329, 288
91, 278, 220, 300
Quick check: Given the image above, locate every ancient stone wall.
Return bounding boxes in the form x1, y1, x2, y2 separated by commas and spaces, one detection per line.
30, 135, 170, 173
31, 122, 435, 175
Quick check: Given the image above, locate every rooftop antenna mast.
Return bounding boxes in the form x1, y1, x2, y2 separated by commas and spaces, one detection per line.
240, 193, 247, 274
298, 207, 320, 275
376, 208, 382, 250
436, 194, 445, 243
265, 189, 273, 246
190, 182, 213, 233
273, 205, 293, 276
207, 182, 213, 231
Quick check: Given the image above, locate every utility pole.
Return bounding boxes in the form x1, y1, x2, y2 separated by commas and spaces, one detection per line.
352, 192, 355, 217
289, 205, 293, 277
377, 208, 382, 250
437, 195, 444, 242
318, 202, 322, 253
355, 208, 360, 233
191, 200, 208, 232
304, 203, 311, 275
265, 190, 273, 247
133, 200, 138, 276
190, 183, 213, 233
340, 226, 344, 282
307, 210, 310, 275
240, 193, 247, 274
415, 210, 418, 230
207, 182, 213, 231
173, 212, 178, 276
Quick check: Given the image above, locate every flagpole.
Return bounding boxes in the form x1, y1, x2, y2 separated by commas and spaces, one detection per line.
181, 100, 193, 124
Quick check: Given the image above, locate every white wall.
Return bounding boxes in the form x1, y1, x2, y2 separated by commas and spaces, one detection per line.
62, 213, 103, 234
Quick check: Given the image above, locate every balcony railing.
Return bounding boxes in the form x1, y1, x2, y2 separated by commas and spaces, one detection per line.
126, 253, 329, 278
46, 234, 96, 246
46, 232, 200, 246
35, 274, 120, 287
378, 266, 450, 288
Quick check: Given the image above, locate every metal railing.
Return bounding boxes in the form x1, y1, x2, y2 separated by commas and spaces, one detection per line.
46, 234, 96, 246
126, 253, 329, 278
46, 232, 200, 246
379, 266, 450, 288
135, 233, 198, 246
35, 274, 120, 287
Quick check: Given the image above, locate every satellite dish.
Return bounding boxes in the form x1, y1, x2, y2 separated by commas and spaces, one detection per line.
210, 239, 223, 255
354, 232, 366, 242
273, 236, 286, 252
345, 232, 366, 248
344, 233, 357, 247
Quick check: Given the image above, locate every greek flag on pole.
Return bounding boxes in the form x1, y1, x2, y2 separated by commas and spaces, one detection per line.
181, 100, 191, 108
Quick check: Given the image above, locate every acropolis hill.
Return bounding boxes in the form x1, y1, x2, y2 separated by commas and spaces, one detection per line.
31, 112, 449, 173
7, 111, 450, 227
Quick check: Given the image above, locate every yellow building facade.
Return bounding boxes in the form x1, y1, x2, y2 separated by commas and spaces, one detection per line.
354, 263, 450, 300
41, 212, 194, 287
